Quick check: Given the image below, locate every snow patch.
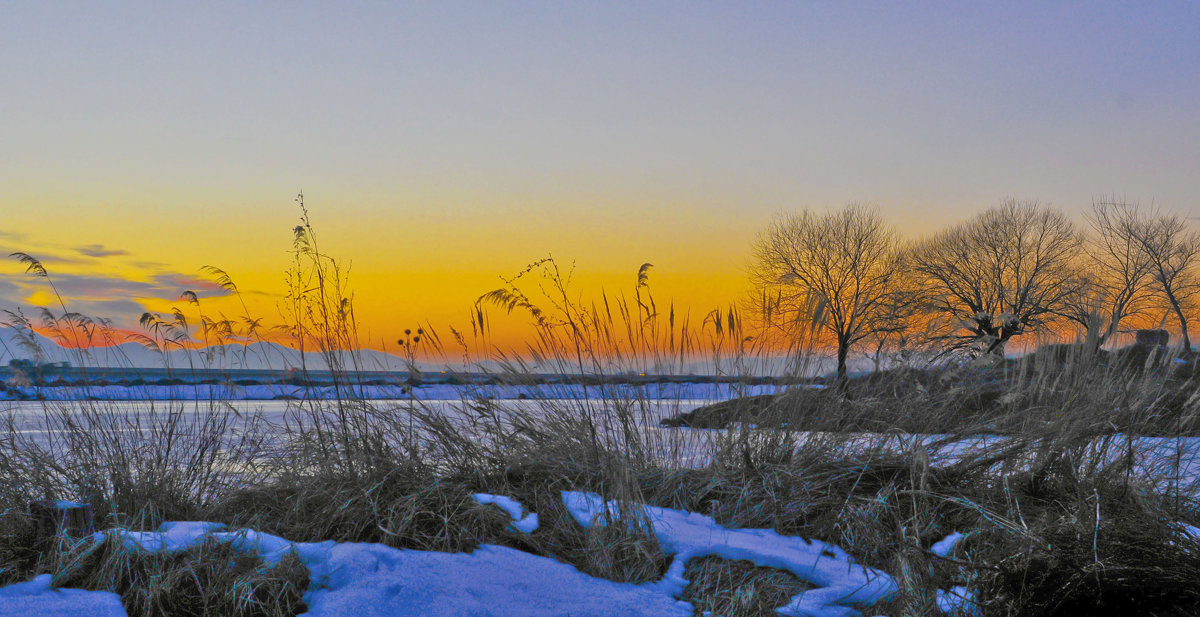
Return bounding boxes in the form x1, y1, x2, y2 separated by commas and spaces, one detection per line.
2, 494, 899, 617
472, 493, 538, 533
562, 491, 896, 617
301, 542, 691, 617
936, 586, 979, 616
1, 521, 689, 617
930, 532, 964, 557
0, 575, 125, 617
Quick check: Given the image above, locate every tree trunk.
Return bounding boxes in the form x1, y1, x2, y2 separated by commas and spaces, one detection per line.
836, 341, 849, 381
972, 319, 1009, 357
1165, 289, 1193, 353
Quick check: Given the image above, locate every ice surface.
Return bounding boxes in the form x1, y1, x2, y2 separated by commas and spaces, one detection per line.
0, 381, 779, 402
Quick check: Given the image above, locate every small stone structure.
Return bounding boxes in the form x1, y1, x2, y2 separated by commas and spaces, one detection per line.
30, 500, 94, 538
1135, 329, 1170, 348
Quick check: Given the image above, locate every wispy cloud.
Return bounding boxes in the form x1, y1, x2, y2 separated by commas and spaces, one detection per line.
0, 243, 264, 339
39, 273, 158, 298
9, 272, 231, 305
0, 279, 22, 311
0, 247, 90, 267
149, 274, 230, 298
75, 244, 130, 258
2, 262, 229, 327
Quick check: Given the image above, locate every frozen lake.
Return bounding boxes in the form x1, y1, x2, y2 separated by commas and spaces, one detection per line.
6, 395, 1200, 493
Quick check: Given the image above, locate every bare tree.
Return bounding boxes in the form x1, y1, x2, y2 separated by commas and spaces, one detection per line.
1058, 199, 1154, 347
862, 283, 927, 371
751, 204, 905, 380
910, 199, 1082, 356
1134, 212, 1200, 352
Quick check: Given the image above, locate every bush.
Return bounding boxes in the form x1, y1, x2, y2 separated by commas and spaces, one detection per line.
970, 460, 1200, 617
53, 535, 309, 617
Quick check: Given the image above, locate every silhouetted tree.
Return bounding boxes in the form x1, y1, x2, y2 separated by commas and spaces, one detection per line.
751, 204, 906, 380
1058, 199, 1154, 348
1134, 212, 1200, 352
910, 200, 1082, 356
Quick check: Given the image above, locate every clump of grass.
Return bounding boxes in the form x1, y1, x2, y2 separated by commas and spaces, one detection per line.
52, 534, 309, 617
966, 459, 1200, 617
680, 555, 812, 617
209, 465, 504, 553
0, 509, 39, 585
11, 398, 267, 530
511, 487, 668, 584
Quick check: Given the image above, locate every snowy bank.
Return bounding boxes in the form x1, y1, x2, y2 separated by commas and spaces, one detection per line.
1, 492, 908, 617
562, 491, 897, 617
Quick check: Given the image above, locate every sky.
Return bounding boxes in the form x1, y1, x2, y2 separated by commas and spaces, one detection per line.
1, 2, 1198, 354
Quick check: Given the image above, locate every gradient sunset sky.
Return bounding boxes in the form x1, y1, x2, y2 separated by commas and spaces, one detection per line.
2, 2, 1198, 352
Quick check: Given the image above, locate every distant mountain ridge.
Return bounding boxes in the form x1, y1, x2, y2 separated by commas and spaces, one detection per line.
0, 325, 423, 371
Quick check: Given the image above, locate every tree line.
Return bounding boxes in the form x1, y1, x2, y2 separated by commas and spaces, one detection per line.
751, 199, 1200, 379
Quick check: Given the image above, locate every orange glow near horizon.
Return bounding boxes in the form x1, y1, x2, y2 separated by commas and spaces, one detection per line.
1, 203, 758, 360
3, 193, 1195, 363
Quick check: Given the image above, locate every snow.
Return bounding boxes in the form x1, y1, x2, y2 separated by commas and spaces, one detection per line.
936, 586, 978, 616
929, 532, 975, 615
930, 532, 964, 557
94, 525, 690, 616
118, 521, 227, 552
0, 492, 901, 617
562, 491, 896, 617
301, 542, 692, 617
472, 493, 538, 533
0, 575, 125, 617
1171, 522, 1200, 553
0, 516, 691, 617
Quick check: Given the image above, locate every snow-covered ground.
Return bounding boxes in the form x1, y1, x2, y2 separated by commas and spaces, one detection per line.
0, 577, 125, 617
0, 492, 942, 617
562, 492, 897, 617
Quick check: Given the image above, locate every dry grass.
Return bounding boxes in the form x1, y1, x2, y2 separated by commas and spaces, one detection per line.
53, 534, 309, 617
681, 555, 813, 617
1, 238, 1199, 616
